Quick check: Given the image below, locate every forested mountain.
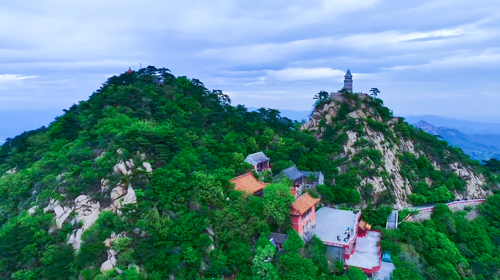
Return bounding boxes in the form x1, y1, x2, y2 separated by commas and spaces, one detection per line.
302, 92, 497, 208
404, 115, 500, 135
414, 121, 500, 161
0, 67, 499, 279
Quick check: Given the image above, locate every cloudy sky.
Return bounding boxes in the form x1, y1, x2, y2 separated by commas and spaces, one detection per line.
1, 0, 500, 139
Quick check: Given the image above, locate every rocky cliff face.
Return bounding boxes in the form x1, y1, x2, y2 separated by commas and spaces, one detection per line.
33, 149, 153, 271
302, 93, 490, 209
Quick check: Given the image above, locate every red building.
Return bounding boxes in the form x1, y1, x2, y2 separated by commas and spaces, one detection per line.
313, 207, 382, 275
290, 193, 320, 239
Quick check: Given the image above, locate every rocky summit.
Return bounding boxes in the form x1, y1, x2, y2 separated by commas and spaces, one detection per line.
302, 92, 493, 208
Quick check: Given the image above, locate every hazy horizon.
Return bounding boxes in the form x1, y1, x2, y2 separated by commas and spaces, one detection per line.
2, 107, 500, 143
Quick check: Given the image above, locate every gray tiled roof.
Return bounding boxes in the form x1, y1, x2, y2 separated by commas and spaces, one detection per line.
244, 151, 270, 165
302, 171, 319, 178
269, 232, 288, 244
281, 166, 305, 181
345, 69, 352, 77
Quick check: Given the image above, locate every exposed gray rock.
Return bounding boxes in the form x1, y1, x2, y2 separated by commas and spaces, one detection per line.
302, 96, 489, 208
68, 195, 101, 250
101, 232, 127, 273
108, 184, 137, 214
5, 167, 17, 174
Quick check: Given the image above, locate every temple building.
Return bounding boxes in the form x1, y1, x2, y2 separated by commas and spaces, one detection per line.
230, 172, 268, 196
244, 151, 271, 172
275, 166, 324, 197
277, 166, 305, 187
290, 193, 320, 240
331, 69, 355, 98
269, 232, 289, 252
313, 207, 382, 275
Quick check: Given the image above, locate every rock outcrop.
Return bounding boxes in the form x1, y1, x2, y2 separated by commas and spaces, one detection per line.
450, 162, 489, 199
108, 184, 137, 213
101, 232, 127, 273
43, 199, 72, 229
43, 151, 152, 250
302, 93, 490, 208
66, 195, 101, 249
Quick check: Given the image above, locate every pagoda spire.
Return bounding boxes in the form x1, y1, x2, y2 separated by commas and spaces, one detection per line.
344, 69, 353, 92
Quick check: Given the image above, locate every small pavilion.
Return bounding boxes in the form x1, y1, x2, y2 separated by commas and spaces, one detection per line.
244, 151, 271, 172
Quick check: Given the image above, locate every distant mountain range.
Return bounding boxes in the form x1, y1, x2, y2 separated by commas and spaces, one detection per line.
413, 120, 500, 161
404, 115, 500, 135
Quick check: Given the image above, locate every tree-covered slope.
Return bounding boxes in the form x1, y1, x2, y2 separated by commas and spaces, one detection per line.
0, 67, 499, 280
0, 66, 346, 279
383, 194, 500, 280
302, 92, 498, 208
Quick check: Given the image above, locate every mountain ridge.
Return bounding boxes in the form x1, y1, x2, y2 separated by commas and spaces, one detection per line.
414, 120, 500, 161
301, 92, 495, 209
404, 115, 500, 134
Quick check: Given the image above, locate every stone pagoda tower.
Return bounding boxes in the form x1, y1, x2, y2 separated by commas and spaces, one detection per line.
344, 69, 353, 92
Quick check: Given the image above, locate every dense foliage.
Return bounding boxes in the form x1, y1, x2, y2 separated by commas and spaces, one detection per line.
309, 91, 497, 207
0, 67, 358, 279
1, 66, 498, 279
384, 195, 500, 280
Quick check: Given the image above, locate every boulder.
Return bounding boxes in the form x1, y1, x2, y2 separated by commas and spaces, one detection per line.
5, 167, 17, 174
101, 232, 127, 273
28, 206, 38, 215
114, 162, 130, 175
125, 159, 135, 169
74, 195, 100, 229
101, 178, 110, 192
67, 195, 101, 250
108, 184, 137, 213
68, 228, 83, 250
44, 199, 72, 229
143, 162, 153, 173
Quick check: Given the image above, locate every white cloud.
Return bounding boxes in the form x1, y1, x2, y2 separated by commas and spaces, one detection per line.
0, 74, 37, 82
264, 68, 345, 82
382, 52, 500, 72
0, 0, 500, 121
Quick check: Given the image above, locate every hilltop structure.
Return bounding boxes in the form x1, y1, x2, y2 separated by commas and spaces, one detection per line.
344, 69, 353, 92
330, 69, 355, 98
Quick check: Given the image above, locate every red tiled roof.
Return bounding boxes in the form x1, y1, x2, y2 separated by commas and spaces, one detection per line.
359, 220, 372, 230
230, 172, 267, 194
291, 193, 320, 216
